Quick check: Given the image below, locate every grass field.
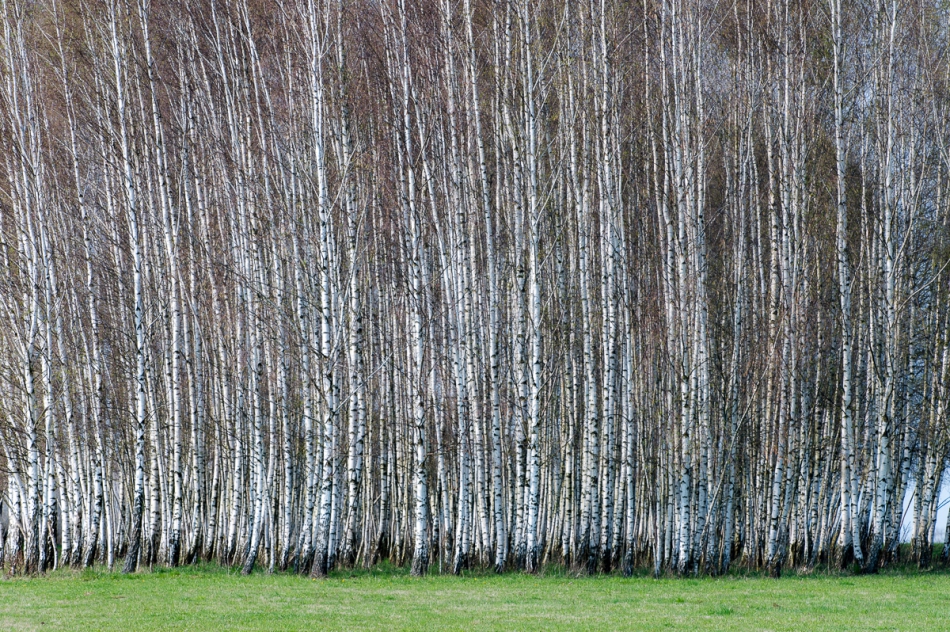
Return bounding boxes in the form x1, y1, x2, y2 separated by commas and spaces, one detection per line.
1, 563, 948, 631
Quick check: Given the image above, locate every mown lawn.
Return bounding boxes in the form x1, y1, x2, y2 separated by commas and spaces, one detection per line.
1, 562, 948, 631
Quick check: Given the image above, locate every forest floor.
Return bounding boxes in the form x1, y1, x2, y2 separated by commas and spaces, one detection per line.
1, 561, 948, 631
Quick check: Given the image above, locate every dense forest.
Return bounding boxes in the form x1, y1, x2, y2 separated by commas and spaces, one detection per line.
1, 0, 949, 579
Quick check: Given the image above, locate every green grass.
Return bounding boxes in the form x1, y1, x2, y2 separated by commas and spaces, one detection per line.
2, 562, 949, 631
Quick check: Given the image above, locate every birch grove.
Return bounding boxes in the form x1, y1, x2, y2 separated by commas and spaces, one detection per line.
1, 0, 950, 578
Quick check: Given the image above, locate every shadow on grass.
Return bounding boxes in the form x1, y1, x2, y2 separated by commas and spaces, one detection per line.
12, 543, 950, 583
